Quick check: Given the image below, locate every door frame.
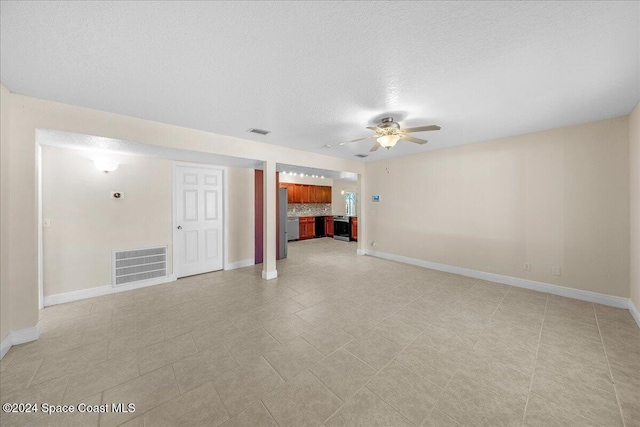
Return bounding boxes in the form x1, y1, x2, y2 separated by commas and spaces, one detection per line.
172, 161, 229, 278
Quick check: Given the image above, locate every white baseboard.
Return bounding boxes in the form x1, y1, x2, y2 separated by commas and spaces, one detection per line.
225, 258, 254, 270
262, 270, 278, 280
44, 275, 177, 307
0, 333, 12, 360
365, 249, 629, 310
0, 323, 41, 360
356, 249, 366, 256
629, 300, 640, 329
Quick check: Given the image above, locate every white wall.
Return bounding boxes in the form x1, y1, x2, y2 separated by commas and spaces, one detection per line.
630, 102, 640, 311
332, 180, 358, 215
1, 83, 11, 343
366, 117, 630, 298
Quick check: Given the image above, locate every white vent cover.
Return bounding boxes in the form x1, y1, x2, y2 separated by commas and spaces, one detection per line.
112, 246, 167, 286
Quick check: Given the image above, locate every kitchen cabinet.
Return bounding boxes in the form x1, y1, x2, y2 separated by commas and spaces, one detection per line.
322, 186, 331, 203
299, 216, 315, 240
325, 216, 334, 237
280, 184, 332, 204
299, 185, 310, 203
350, 217, 358, 241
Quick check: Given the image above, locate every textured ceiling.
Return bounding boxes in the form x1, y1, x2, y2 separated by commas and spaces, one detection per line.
2, 1, 639, 162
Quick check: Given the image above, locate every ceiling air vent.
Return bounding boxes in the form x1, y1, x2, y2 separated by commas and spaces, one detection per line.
247, 128, 271, 135
355, 154, 368, 158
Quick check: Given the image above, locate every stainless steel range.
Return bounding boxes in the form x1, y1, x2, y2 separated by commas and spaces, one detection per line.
333, 216, 350, 241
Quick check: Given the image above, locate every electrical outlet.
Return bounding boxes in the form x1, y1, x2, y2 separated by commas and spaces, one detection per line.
524, 262, 531, 271
371, 241, 377, 247
551, 266, 561, 276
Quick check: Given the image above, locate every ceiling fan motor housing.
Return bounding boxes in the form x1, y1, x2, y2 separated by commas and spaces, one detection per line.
379, 117, 400, 131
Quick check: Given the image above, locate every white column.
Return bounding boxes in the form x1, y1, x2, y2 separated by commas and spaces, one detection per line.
357, 172, 366, 255
262, 160, 278, 279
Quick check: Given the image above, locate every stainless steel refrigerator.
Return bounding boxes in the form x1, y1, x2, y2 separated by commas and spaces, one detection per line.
279, 187, 288, 259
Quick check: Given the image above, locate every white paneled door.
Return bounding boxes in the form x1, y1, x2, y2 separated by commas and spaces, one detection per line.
175, 165, 223, 278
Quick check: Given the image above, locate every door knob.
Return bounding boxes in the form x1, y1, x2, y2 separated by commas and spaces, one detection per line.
177, 226, 182, 230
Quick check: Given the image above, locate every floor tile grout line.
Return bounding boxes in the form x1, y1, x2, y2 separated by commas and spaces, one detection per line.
320, 309, 445, 426
307, 368, 345, 403
360, 382, 417, 426
260, 354, 287, 384
25, 357, 44, 389
470, 283, 513, 350
208, 371, 232, 424
520, 293, 549, 427
418, 366, 461, 426
259, 399, 281, 427
593, 305, 627, 427
14, 240, 637, 427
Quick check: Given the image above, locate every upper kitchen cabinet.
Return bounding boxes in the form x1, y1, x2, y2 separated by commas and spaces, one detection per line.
280, 183, 331, 204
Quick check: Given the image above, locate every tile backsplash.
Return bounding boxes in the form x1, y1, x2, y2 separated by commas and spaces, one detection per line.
287, 203, 332, 217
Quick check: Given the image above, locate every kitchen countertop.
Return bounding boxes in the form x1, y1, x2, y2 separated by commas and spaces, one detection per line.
287, 215, 356, 218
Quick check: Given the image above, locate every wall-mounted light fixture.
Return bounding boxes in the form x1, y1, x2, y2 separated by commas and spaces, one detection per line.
341, 189, 345, 195
94, 159, 119, 173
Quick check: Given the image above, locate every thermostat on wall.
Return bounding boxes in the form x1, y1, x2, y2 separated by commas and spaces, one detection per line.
372, 195, 380, 202
111, 191, 125, 199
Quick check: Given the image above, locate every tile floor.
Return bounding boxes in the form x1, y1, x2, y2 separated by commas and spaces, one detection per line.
1, 238, 639, 426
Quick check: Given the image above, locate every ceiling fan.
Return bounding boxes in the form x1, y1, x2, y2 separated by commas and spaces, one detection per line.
341, 117, 441, 152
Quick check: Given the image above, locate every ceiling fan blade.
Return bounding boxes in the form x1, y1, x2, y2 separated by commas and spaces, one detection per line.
400, 125, 441, 133
366, 126, 383, 132
343, 135, 377, 144
399, 134, 428, 144
370, 142, 382, 152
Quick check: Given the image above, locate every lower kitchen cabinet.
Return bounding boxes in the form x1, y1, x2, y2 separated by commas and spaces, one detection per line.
325, 216, 334, 237
299, 217, 315, 240
350, 217, 358, 241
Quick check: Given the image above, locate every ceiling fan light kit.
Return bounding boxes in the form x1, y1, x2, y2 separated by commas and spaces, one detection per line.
342, 117, 441, 152
377, 134, 400, 148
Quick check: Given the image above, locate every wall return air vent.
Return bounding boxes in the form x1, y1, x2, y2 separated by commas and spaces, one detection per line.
354, 154, 368, 158
112, 246, 167, 286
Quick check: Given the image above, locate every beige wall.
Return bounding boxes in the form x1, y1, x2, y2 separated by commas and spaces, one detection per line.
332, 180, 358, 215
5, 90, 363, 333
42, 146, 256, 296
366, 117, 630, 298
42, 146, 173, 295
630, 102, 640, 310
227, 167, 255, 264
1, 83, 11, 342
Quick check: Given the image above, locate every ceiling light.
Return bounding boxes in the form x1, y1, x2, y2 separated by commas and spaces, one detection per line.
94, 159, 119, 173
339, 142, 346, 146
377, 134, 400, 148
321, 176, 324, 179
324, 144, 332, 148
